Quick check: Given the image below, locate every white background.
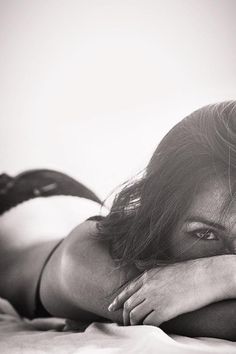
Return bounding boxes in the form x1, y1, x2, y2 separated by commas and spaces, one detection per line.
0, 0, 235, 200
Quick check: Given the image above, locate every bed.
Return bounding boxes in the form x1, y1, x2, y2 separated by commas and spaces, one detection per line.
0, 196, 236, 353
0, 298, 236, 354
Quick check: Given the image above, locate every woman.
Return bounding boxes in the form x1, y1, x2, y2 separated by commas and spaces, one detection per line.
1, 101, 236, 340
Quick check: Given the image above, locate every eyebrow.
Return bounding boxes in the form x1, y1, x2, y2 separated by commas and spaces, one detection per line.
184, 217, 226, 231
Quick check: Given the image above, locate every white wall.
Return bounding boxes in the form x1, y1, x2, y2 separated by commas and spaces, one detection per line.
0, 0, 235, 199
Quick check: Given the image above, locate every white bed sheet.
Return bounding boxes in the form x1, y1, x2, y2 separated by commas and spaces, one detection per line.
0, 298, 236, 354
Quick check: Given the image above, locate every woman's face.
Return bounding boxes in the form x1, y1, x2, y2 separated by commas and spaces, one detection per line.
168, 176, 236, 261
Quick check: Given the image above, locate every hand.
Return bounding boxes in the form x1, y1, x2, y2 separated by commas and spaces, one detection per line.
108, 256, 236, 326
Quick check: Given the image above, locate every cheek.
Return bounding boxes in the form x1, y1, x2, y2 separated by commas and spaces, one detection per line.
167, 233, 226, 261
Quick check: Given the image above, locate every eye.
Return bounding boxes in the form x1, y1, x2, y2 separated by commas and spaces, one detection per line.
189, 229, 219, 241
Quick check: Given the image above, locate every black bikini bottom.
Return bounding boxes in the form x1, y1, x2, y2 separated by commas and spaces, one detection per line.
0, 168, 102, 216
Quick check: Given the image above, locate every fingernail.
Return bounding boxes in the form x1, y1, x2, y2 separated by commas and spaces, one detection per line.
108, 304, 114, 312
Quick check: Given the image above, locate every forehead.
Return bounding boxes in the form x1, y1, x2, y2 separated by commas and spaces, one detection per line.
184, 176, 236, 222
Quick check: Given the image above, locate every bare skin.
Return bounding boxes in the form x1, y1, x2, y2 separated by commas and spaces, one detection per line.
39, 220, 236, 340
161, 301, 236, 341
1, 176, 236, 339
109, 176, 236, 339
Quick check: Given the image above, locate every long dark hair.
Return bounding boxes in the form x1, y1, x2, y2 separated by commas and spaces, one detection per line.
98, 101, 236, 269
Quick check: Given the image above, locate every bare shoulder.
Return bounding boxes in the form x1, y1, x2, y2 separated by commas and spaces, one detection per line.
65, 220, 99, 245
41, 219, 136, 321
62, 220, 133, 293
63, 220, 106, 259
60, 220, 118, 285
40, 220, 111, 319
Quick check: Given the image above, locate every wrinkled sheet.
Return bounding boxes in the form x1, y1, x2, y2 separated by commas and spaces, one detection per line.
0, 299, 236, 354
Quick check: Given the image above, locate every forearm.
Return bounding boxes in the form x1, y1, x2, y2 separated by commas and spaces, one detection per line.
178, 255, 236, 310
161, 300, 236, 341
161, 256, 236, 340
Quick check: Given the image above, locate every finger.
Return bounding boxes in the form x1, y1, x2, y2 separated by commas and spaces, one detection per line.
108, 278, 143, 311
129, 300, 151, 325
143, 310, 162, 327
123, 293, 145, 326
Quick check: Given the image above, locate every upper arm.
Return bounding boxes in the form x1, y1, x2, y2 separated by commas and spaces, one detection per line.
40, 221, 137, 322
161, 300, 236, 341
